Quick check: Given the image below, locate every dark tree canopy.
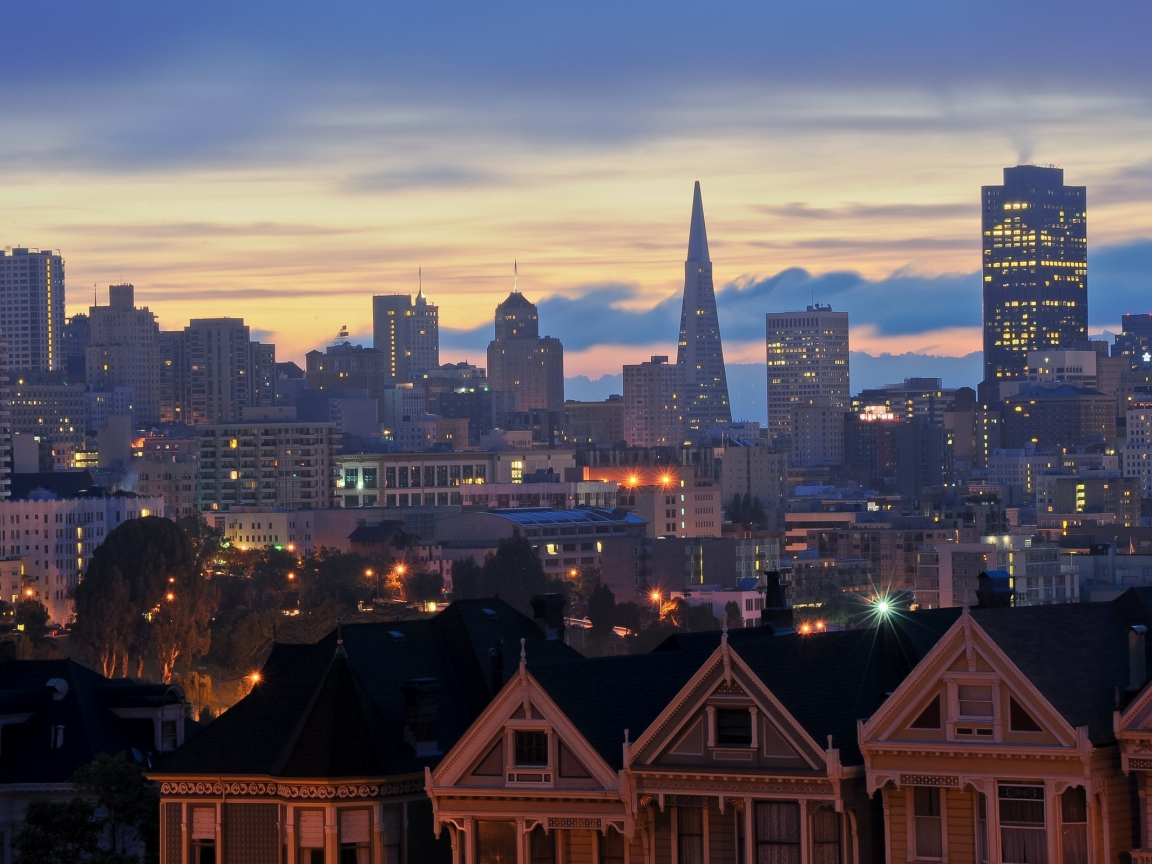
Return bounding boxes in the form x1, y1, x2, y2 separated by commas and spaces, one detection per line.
450, 558, 482, 600
478, 536, 563, 615
586, 583, 616, 633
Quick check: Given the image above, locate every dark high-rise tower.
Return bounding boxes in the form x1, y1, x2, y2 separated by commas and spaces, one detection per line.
677, 181, 731, 432
982, 165, 1087, 385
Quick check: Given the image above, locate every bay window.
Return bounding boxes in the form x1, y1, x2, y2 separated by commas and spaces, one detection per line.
298, 809, 326, 864
338, 809, 370, 864
476, 822, 517, 864
190, 806, 216, 864
755, 801, 801, 864
677, 807, 704, 864
1060, 787, 1088, 864
913, 787, 943, 860
999, 785, 1047, 864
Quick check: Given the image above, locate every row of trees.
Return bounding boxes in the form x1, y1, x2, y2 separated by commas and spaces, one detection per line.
725, 492, 769, 526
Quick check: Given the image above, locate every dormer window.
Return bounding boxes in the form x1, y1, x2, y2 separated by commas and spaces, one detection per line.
958, 685, 995, 719
716, 709, 753, 746
514, 730, 548, 767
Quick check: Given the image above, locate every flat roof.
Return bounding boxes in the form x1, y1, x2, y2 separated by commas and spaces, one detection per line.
487, 507, 646, 528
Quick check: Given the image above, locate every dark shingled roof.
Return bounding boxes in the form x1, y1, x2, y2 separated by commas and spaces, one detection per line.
157, 598, 581, 778
0, 659, 187, 783
530, 589, 1152, 767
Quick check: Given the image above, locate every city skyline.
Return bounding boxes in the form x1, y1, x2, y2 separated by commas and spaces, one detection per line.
4, 3, 1152, 388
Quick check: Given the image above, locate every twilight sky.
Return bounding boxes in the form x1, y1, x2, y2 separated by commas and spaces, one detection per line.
4, 1, 1152, 418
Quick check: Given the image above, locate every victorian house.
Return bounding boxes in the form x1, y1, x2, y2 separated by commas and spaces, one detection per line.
0, 658, 192, 863
427, 614, 964, 864
155, 588, 1152, 864
860, 595, 1152, 864
152, 599, 578, 864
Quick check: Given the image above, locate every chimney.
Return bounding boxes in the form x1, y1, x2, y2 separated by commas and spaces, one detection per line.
1130, 626, 1148, 693
489, 640, 505, 694
759, 571, 793, 632
401, 678, 440, 756
530, 593, 567, 641
976, 571, 1015, 608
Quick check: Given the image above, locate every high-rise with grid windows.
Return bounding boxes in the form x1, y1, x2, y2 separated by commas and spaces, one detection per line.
0, 247, 64, 373
982, 165, 1087, 386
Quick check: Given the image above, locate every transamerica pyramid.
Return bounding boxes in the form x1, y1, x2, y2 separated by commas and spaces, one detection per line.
676, 181, 732, 433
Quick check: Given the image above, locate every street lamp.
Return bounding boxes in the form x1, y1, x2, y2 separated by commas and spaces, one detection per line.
366, 568, 378, 603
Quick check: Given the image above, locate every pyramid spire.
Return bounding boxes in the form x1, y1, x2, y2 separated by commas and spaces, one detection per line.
417, 266, 424, 299
687, 180, 710, 263
513, 260, 519, 293
676, 181, 731, 435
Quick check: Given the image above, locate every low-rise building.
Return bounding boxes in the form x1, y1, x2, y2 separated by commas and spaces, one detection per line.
436, 507, 647, 581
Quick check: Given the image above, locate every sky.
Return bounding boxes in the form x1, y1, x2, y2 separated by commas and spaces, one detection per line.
4, 1, 1152, 420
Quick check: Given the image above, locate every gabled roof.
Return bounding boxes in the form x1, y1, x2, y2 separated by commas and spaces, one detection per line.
156, 599, 582, 779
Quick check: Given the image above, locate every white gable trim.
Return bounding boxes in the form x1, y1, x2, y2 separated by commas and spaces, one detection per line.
628, 635, 828, 772
861, 610, 1080, 748
428, 660, 618, 792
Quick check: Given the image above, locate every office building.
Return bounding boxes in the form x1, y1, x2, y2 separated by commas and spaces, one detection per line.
720, 440, 787, 514
486, 280, 564, 412
0, 247, 64, 373
623, 355, 685, 447
1115, 314, 1152, 369
1001, 384, 1115, 449
334, 449, 577, 508
852, 378, 957, 425
85, 284, 161, 426
564, 395, 625, 446
676, 182, 732, 432
160, 319, 275, 425
196, 419, 337, 512
765, 304, 849, 448
790, 400, 845, 468
371, 287, 440, 383
137, 453, 198, 520
63, 313, 89, 381
305, 341, 389, 419
1125, 403, 1152, 497
982, 165, 1087, 384
6, 371, 85, 469
0, 343, 9, 500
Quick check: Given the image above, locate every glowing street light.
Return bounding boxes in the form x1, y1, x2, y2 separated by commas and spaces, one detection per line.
166, 592, 175, 602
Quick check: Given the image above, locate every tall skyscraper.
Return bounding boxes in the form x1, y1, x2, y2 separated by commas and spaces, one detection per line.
159, 319, 275, 425
982, 165, 1087, 385
765, 305, 850, 450
676, 182, 731, 433
487, 273, 564, 412
623, 356, 685, 447
372, 284, 440, 383
0, 247, 65, 372
85, 284, 161, 426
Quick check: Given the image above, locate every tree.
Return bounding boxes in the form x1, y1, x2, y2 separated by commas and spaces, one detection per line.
12, 754, 157, 864
450, 557, 482, 600
586, 584, 616, 634
478, 536, 561, 615
176, 515, 225, 576
614, 602, 642, 634
749, 496, 767, 526
151, 573, 215, 683
71, 753, 158, 861
12, 797, 100, 864
16, 598, 50, 645
207, 607, 277, 677
74, 516, 210, 679
725, 494, 744, 523
724, 600, 745, 629
71, 567, 133, 678
405, 570, 444, 606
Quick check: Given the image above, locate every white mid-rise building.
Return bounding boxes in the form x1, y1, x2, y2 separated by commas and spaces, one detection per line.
0, 494, 164, 624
